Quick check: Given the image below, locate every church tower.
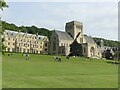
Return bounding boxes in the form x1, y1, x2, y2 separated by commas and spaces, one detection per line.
65, 21, 83, 43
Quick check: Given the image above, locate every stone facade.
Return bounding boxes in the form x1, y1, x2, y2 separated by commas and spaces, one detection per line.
49, 21, 102, 58
3, 30, 49, 54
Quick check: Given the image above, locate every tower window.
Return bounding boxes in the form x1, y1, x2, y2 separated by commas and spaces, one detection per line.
76, 25, 81, 29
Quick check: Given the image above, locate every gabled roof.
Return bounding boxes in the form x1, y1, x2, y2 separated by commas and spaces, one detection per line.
55, 30, 73, 41
4, 30, 48, 41
84, 35, 95, 44
5, 30, 18, 37
36, 35, 48, 41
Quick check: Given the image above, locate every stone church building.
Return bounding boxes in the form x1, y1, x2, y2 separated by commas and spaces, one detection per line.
49, 21, 102, 58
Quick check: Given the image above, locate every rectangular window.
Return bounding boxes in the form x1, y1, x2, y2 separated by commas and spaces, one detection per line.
8, 42, 10, 45
27, 49, 29, 53
45, 49, 47, 51
45, 43, 47, 47
36, 45, 38, 48
23, 49, 25, 52
40, 46, 42, 48
83, 48, 86, 53
8, 48, 10, 52
12, 48, 15, 52
36, 50, 38, 53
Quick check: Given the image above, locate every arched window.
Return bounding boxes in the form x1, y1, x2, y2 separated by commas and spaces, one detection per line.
53, 41, 56, 51
90, 47, 95, 56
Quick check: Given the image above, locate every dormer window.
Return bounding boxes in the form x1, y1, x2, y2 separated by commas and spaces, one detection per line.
11, 33, 13, 36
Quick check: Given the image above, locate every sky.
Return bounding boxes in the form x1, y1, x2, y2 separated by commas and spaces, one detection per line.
1, 1, 118, 41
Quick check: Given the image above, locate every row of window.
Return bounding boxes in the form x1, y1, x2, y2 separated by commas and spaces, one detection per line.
8, 42, 14, 45
7, 33, 43, 40
66, 25, 82, 30
7, 42, 43, 48
7, 48, 44, 53
8, 38, 42, 44
60, 43, 69, 47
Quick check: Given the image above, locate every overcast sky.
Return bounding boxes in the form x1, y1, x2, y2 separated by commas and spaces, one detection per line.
1, 2, 118, 41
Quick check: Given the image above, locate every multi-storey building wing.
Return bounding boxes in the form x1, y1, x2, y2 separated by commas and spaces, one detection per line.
3, 30, 49, 54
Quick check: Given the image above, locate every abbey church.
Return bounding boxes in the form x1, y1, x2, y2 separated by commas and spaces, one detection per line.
49, 21, 102, 58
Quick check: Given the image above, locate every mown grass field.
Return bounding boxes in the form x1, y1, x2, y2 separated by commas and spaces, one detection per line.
2, 53, 118, 88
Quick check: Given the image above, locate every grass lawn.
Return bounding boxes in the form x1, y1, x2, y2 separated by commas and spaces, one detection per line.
2, 53, 118, 88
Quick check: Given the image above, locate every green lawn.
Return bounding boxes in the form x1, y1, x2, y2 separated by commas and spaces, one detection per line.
2, 53, 118, 88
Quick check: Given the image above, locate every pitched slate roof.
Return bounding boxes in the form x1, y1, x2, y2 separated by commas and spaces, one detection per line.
5, 30, 48, 41
5, 30, 18, 38
36, 35, 48, 41
84, 35, 95, 44
55, 30, 73, 41
55, 30, 96, 44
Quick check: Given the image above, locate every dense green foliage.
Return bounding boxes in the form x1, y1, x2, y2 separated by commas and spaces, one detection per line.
2, 21, 53, 40
3, 53, 118, 88
0, 0, 8, 10
93, 37, 119, 47
0, 0, 8, 55
69, 40, 82, 56
69, 32, 82, 56
2, 21, 119, 47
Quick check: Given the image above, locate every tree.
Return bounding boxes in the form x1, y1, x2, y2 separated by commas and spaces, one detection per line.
0, 0, 8, 54
69, 40, 82, 56
0, 0, 8, 10
69, 32, 83, 57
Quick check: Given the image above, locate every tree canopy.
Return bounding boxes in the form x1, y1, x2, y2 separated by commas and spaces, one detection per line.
0, 0, 8, 10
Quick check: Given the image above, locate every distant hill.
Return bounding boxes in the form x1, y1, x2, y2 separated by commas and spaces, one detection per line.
2, 21, 119, 47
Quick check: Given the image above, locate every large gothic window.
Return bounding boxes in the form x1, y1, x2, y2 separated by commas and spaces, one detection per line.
53, 37, 57, 51
80, 38, 83, 43
53, 41, 56, 51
